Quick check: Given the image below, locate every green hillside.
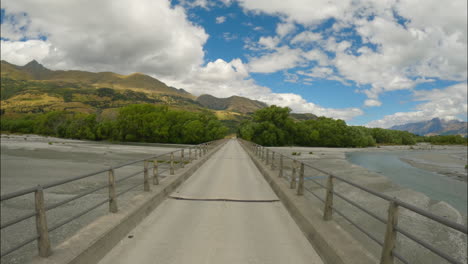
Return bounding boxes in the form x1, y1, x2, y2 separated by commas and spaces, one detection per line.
0, 60, 272, 135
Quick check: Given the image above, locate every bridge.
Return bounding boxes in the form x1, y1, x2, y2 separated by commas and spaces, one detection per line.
1, 139, 467, 264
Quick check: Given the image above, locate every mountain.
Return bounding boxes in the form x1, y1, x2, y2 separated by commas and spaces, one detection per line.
390, 118, 467, 136
196, 94, 267, 114
0, 60, 272, 133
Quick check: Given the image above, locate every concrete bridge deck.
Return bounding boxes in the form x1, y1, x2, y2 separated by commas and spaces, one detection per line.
98, 139, 323, 264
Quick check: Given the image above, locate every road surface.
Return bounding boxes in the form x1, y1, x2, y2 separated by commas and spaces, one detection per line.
99, 139, 323, 264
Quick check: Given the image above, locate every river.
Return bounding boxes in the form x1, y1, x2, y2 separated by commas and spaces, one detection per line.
346, 151, 467, 214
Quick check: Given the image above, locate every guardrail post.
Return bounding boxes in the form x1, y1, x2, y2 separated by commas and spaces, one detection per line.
204, 144, 208, 154
279, 155, 283, 177
181, 149, 185, 168
108, 169, 118, 213
199, 146, 202, 157
170, 153, 175, 175
290, 161, 297, 189
188, 148, 192, 163
261, 147, 264, 161
297, 163, 304, 195
323, 176, 334, 220
144, 161, 150, 191
34, 185, 52, 257
266, 149, 270, 165
380, 201, 399, 264
153, 160, 159, 185
271, 152, 276, 170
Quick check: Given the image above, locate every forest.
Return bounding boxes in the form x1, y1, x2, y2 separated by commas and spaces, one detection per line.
1, 104, 466, 146
0, 104, 228, 144
237, 106, 467, 147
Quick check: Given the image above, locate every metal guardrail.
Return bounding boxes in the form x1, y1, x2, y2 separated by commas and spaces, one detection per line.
0, 139, 224, 258
239, 139, 468, 264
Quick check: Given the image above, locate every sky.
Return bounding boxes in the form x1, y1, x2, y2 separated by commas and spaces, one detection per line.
1, 0, 467, 128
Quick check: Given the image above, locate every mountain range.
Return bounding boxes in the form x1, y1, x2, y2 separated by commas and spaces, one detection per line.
0, 60, 319, 133
390, 118, 467, 136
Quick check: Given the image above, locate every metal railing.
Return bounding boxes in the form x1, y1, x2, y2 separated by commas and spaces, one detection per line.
239, 139, 467, 264
0, 139, 224, 258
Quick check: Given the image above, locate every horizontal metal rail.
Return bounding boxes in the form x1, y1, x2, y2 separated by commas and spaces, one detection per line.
1, 233, 39, 257
48, 198, 110, 232
0, 186, 38, 202
45, 183, 109, 212
244, 140, 467, 264
116, 181, 144, 197
394, 225, 463, 264
115, 169, 145, 184
0, 139, 222, 259
1, 211, 36, 230
263, 144, 468, 235
42, 168, 109, 190
332, 191, 387, 224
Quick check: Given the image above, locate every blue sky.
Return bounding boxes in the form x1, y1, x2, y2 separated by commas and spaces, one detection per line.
1, 0, 467, 127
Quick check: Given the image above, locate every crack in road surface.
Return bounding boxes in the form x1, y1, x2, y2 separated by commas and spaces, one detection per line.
169, 196, 280, 203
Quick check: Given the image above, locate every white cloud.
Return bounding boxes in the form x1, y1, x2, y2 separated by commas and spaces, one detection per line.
215, 16, 226, 24
248, 47, 304, 73
222, 32, 238, 41
238, 0, 352, 25
257, 36, 280, 50
1, 0, 208, 79
367, 83, 468, 128
162, 58, 363, 121
364, 99, 382, 107
290, 31, 322, 45
276, 22, 295, 37
257, 93, 363, 120
1, 40, 51, 66
238, 0, 468, 109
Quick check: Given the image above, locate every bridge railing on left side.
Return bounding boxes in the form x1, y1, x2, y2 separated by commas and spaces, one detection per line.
0, 139, 225, 260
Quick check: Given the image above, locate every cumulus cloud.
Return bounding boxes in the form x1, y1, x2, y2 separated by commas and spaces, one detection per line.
1, 0, 208, 79
238, 0, 468, 108
162, 58, 363, 120
248, 47, 304, 73
367, 83, 468, 128
276, 22, 296, 37
238, 0, 352, 25
1, 40, 51, 65
290, 31, 322, 45
215, 16, 226, 24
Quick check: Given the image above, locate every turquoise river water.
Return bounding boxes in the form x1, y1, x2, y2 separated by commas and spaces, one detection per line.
346, 151, 467, 214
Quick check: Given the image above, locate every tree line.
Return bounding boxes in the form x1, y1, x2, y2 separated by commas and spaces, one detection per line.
237, 106, 466, 147
1, 104, 228, 144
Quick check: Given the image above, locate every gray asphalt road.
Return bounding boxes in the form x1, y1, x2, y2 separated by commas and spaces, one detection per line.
99, 139, 323, 264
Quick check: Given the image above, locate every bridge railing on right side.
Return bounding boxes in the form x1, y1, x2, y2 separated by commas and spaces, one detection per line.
239, 139, 467, 264
0, 139, 225, 260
